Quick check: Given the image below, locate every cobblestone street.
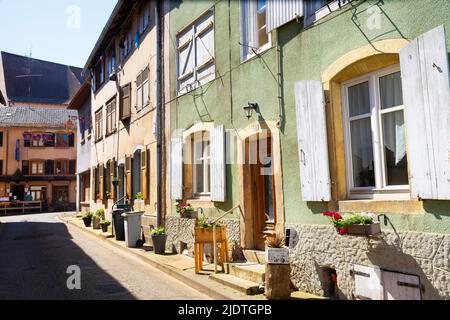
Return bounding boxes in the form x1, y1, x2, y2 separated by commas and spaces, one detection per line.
0, 213, 208, 300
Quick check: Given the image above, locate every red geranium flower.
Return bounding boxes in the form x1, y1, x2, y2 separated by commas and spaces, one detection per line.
338, 228, 348, 235
332, 212, 343, 220
322, 212, 332, 217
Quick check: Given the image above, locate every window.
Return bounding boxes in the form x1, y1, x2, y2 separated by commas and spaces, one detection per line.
120, 30, 133, 61
53, 186, 69, 203
31, 133, 44, 147
43, 133, 55, 147
93, 57, 105, 92
136, 67, 149, 111
120, 83, 131, 120
0, 159, 3, 175
55, 133, 74, 148
106, 98, 117, 135
193, 132, 211, 196
107, 46, 116, 76
30, 160, 44, 175
304, 0, 353, 26
55, 159, 69, 175
343, 66, 408, 198
177, 10, 215, 94
30, 186, 46, 201
95, 108, 103, 141
45, 160, 54, 175
240, 0, 271, 61
139, 3, 151, 34
0, 131, 3, 147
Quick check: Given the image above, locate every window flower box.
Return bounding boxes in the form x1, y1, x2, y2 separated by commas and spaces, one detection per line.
323, 211, 381, 236
347, 223, 381, 236
194, 226, 226, 243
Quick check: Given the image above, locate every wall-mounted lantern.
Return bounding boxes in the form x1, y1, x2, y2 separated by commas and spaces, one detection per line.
243, 102, 259, 119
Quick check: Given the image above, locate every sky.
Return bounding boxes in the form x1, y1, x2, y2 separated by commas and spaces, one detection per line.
0, 0, 118, 68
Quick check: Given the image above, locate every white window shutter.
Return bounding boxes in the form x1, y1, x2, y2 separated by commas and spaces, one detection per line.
195, 11, 215, 85
294, 80, 331, 201
170, 138, 183, 200
177, 27, 195, 93
266, 0, 303, 33
353, 265, 383, 300
381, 271, 421, 300
210, 125, 226, 202
400, 25, 450, 200
240, 0, 257, 60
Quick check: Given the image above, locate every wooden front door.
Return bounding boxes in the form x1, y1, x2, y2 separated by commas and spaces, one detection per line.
244, 134, 276, 250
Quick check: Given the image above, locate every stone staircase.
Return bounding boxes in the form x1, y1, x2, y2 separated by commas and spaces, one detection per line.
209, 250, 266, 295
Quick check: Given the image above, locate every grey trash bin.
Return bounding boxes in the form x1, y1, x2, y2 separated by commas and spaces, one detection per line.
121, 211, 144, 248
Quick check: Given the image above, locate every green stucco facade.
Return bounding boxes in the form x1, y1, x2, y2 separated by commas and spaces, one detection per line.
168, 0, 450, 235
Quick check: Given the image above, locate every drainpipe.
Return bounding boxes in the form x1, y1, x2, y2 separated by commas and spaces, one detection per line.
155, 0, 164, 227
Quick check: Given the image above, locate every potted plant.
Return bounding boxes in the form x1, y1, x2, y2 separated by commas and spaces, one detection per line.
265, 233, 289, 264
265, 233, 291, 300
151, 227, 167, 254
323, 211, 381, 236
175, 200, 195, 218
100, 220, 111, 233
82, 212, 93, 227
93, 208, 105, 230
194, 212, 226, 243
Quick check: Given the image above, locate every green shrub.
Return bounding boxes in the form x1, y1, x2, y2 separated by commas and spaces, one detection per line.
95, 209, 105, 220
151, 227, 166, 236
100, 220, 111, 226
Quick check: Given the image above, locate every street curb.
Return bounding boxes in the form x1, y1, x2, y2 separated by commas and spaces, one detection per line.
58, 215, 236, 300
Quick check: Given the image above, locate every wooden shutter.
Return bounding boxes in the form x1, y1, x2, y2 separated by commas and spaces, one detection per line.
22, 160, 29, 175
170, 138, 183, 200
353, 265, 383, 300
125, 155, 132, 200
294, 80, 331, 201
240, 0, 257, 60
69, 160, 76, 175
400, 25, 450, 200
195, 11, 215, 86
120, 83, 131, 120
210, 125, 226, 202
92, 167, 97, 200
141, 149, 148, 200
266, 0, 303, 33
110, 158, 116, 199
177, 25, 195, 93
68, 133, 75, 147
381, 270, 421, 300
136, 72, 143, 110
99, 164, 104, 200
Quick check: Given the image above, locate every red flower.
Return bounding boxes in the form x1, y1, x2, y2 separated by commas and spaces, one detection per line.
338, 228, 348, 235
332, 212, 343, 220
330, 274, 337, 283
323, 211, 332, 217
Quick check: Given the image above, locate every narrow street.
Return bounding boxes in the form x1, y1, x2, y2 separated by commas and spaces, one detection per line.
0, 213, 208, 300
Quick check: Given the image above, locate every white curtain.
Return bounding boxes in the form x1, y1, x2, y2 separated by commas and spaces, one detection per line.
383, 111, 406, 165
379, 72, 406, 165
351, 118, 374, 171
241, 0, 258, 58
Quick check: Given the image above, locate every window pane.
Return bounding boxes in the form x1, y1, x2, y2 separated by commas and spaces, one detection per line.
350, 118, 375, 187
380, 72, 403, 109
382, 110, 408, 185
195, 163, 204, 193
204, 141, 210, 193
348, 81, 370, 117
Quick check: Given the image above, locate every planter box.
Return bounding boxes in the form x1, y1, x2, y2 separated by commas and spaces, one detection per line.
265, 247, 290, 264
92, 217, 101, 230
194, 226, 226, 243
134, 199, 145, 212
347, 223, 381, 236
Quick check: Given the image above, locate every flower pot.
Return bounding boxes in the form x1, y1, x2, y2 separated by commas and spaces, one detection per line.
347, 223, 381, 236
112, 180, 119, 186
82, 217, 92, 227
265, 263, 291, 300
101, 224, 109, 233
265, 247, 290, 264
194, 226, 226, 243
92, 217, 101, 230
151, 234, 167, 254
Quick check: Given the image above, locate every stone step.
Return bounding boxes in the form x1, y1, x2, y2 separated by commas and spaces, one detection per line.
243, 249, 266, 264
228, 263, 265, 284
209, 273, 262, 295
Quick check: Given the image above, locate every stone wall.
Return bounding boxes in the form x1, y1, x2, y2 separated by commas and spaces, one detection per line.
165, 216, 243, 260
287, 224, 450, 300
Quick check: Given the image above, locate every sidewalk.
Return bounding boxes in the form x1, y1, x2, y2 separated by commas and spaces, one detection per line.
58, 214, 323, 301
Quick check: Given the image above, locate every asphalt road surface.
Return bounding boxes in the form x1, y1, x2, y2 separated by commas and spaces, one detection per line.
0, 212, 208, 300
